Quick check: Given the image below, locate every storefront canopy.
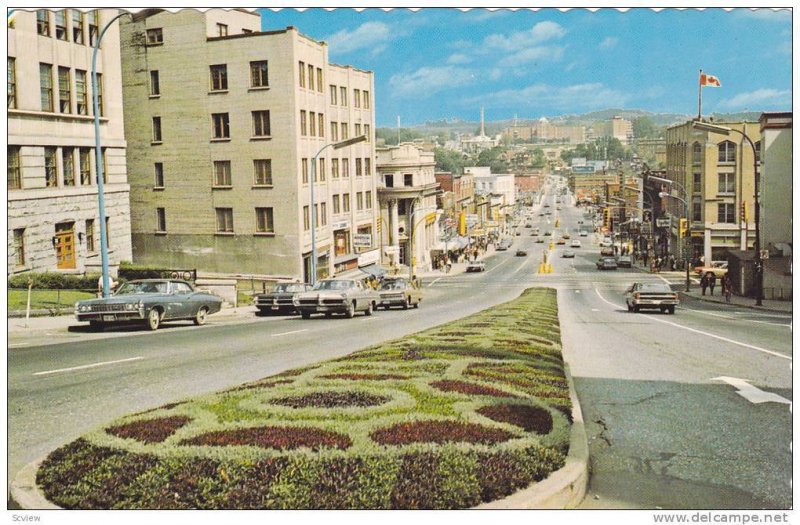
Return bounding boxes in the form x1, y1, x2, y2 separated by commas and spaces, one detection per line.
359, 264, 387, 278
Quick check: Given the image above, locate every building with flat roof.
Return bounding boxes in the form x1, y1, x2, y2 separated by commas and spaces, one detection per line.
8, 9, 132, 276
119, 10, 376, 282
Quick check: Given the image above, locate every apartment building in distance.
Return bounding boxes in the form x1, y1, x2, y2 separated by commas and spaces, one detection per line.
590, 115, 634, 145
119, 10, 376, 282
8, 9, 132, 275
502, 117, 586, 145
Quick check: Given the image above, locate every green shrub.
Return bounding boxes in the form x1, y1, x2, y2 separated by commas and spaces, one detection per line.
8, 272, 101, 290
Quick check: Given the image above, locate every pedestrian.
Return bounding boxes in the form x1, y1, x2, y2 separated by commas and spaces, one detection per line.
669, 255, 676, 271
700, 274, 709, 296
708, 273, 716, 296
723, 275, 732, 302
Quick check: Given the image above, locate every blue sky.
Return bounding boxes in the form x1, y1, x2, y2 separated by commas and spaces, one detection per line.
258, 8, 793, 126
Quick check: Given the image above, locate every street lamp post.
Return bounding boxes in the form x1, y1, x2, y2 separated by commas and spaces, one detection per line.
692, 121, 762, 306
658, 191, 690, 292
309, 135, 367, 286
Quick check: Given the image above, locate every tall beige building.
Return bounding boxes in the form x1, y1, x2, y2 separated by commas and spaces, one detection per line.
119, 10, 376, 282
8, 9, 132, 275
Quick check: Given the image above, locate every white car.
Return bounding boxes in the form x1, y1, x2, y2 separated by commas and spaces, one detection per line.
570, 240, 581, 248
579, 230, 588, 237
466, 261, 486, 273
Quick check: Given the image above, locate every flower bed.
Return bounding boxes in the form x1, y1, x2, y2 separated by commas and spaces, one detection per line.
36, 287, 571, 509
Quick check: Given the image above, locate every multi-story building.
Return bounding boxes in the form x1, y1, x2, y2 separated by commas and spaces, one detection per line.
8, 9, 132, 275
376, 143, 440, 272
434, 171, 474, 217
665, 119, 760, 263
466, 167, 516, 236
591, 116, 634, 145
119, 10, 376, 283
635, 138, 667, 167
502, 118, 586, 145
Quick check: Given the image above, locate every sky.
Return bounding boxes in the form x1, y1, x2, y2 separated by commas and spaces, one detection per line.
257, 7, 793, 127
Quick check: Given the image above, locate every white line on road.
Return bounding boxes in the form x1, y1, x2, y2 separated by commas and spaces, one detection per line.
683, 308, 792, 329
484, 255, 514, 275
427, 276, 444, 287
271, 329, 308, 337
9, 343, 29, 347
712, 376, 791, 405
593, 289, 791, 362
34, 356, 144, 376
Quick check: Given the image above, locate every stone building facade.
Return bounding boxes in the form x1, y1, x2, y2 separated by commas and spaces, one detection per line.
8, 9, 132, 276
119, 10, 376, 282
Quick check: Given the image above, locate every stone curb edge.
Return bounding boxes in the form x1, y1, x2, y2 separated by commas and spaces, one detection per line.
678, 291, 790, 314
10, 458, 60, 510
476, 362, 589, 509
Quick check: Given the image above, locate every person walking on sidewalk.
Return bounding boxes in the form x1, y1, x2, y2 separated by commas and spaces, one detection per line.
721, 274, 732, 303
700, 274, 709, 296
708, 273, 717, 296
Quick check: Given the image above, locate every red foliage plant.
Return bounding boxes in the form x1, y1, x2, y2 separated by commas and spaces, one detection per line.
370, 420, 514, 446
180, 426, 352, 451
272, 391, 390, 408
319, 373, 409, 381
430, 379, 519, 398
106, 416, 192, 444
476, 404, 553, 434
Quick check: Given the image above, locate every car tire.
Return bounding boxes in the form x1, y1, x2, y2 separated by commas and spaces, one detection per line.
633, 305, 640, 313
324, 312, 333, 318
301, 311, 311, 319
345, 302, 355, 318
668, 306, 675, 315
193, 306, 208, 326
365, 302, 374, 316
403, 298, 410, 310
147, 308, 161, 331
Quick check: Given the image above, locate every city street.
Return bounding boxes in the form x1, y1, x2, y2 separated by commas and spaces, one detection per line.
7, 190, 792, 509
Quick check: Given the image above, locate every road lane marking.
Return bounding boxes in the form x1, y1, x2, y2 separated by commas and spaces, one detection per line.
484, 255, 514, 275
593, 288, 791, 362
9, 343, 29, 347
683, 308, 792, 328
34, 356, 144, 376
712, 376, 791, 405
427, 276, 444, 287
271, 329, 308, 337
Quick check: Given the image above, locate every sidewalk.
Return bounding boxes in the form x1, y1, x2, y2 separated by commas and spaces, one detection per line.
415, 245, 497, 280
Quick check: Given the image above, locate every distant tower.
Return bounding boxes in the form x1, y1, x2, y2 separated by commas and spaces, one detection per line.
480, 107, 485, 137
514, 113, 518, 128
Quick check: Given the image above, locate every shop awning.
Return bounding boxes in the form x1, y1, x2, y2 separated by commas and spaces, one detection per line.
359, 264, 387, 278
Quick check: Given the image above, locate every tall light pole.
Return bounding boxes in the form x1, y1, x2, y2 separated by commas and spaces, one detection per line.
309, 135, 367, 286
658, 191, 690, 292
692, 121, 762, 306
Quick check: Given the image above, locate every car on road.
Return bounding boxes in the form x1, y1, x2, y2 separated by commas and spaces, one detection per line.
75, 279, 223, 331
562, 232, 571, 239
377, 277, 422, 310
556, 238, 566, 245
255, 282, 312, 315
570, 240, 581, 248
466, 261, 486, 272
596, 257, 618, 270
579, 230, 588, 237
293, 279, 378, 319
562, 250, 575, 258
515, 249, 528, 256
625, 282, 679, 314
515, 230, 521, 236
599, 239, 613, 247
617, 255, 632, 268
694, 261, 729, 279
534, 237, 544, 243
600, 246, 615, 256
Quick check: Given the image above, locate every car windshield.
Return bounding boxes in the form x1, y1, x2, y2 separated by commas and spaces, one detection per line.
640, 284, 672, 293
380, 280, 407, 290
115, 281, 168, 295
314, 280, 354, 291
275, 283, 307, 293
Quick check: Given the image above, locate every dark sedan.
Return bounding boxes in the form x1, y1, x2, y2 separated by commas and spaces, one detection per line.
75, 279, 223, 330
596, 257, 618, 270
255, 282, 312, 315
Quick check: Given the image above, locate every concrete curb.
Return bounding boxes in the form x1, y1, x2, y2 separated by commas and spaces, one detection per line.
10, 459, 60, 510
476, 363, 589, 509
679, 291, 791, 314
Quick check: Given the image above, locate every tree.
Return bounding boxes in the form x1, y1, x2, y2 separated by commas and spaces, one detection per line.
476, 146, 509, 173
632, 116, 661, 139
376, 127, 426, 146
434, 148, 468, 175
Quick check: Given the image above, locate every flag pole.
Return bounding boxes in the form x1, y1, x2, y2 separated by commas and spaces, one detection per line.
697, 69, 703, 120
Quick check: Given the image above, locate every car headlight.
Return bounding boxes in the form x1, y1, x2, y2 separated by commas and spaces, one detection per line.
125, 303, 136, 311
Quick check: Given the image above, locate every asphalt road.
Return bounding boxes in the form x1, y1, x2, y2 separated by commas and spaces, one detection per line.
7, 185, 793, 509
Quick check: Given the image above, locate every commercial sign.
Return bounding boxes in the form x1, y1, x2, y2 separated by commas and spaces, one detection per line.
655, 217, 671, 228
465, 214, 479, 226
384, 246, 400, 256
353, 234, 372, 247
572, 166, 595, 174
358, 248, 380, 267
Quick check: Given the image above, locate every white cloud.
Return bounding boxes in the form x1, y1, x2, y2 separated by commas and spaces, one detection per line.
599, 37, 618, 50
498, 46, 564, 67
736, 8, 791, 22
447, 53, 472, 65
325, 22, 391, 55
483, 21, 566, 52
389, 66, 475, 99
465, 82, 630, 111
718, 88, 792, 110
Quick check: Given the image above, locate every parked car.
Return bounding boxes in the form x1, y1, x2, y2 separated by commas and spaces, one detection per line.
556, 238, 566, 245
694, 261, 729, 279
377, 277, 422, 310
562, 250, 576, 258
617, 255, 632, 268
466, 261, 486, 272
535, 237, 545, 243
625, 282, 679, 314
293, 279, 378, 319
74, 279, 223, 331
570, 239, 581, 248
600, 246, 615, 256
562, 232, 571, 239
515, 230, 522, 236
515, 249, 528, 256
599, 239, 613, 247
579, 230, 588, 237
596, 257, 618, 270
254, 282, 312, 315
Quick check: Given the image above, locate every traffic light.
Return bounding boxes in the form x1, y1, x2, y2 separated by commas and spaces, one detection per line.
740, 201, 748, 223
679, 218, 688, 238
603, 208, 610, 228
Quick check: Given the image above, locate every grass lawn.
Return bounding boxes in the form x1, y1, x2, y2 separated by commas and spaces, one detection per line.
36, 287, 571, 509
8, 289, 96, 311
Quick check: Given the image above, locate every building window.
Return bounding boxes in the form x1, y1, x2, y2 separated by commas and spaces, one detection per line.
692, 172, 701, 194
303, 205, 310, 231
363, 90, 370, 109
354, 123, 362, 137
14, 229, 25, 266
364, 124, 371, 142
404, 173, 413, 187
8, 58, 16, 109
354, 88, 361, 108
58, 67, 71, 113
332, 158, 339, 179
63, 148, 75, 186
72, 10, 84, 44
300, 110, 307, 136
146, 28, 163, 45
342, 158, 350, 178
692, 142, 702, 164
330, 84, 337, 105
45, 147, 58, 187
366, 190, 372, 209
314, 204, 319, 227
55, 10, 68, 40
210, 64, 227, 91
357, 192, 364, 210
692, 200, 702, 222
365, 158, 371, 175
320, 202, 327, 225
330, 121, 338, 142
101, 147, 108, 183
298, 61, 305, 88
308, 64, 315, 91
254, 159, 272, 186
75, 70, 88, 114
40, 63, 53, 112
717, 203, 735, 223
85, 220, 95, 252
317, 158, 326, 181
156, 208, 166, 232
252, 110, 271, 137
355, 158, 363, 177
340, 86, 347, 106
79, 148, 91, 185
213, 160, 232, 187
154, 162, 164, 188
152, 116, 162, 142
385, 174, 394, 188
37, 10, 50, 36
255, 207, 274, 233
212, 113, 230, 139
341, 122, 349, 140
343, 193, 351, 212
216, 208, 234, 233
88, 10, 99, 46
718, 173, 735, 195
95, 73, 103, 116
754, 141, 762, 163
302, 158, 309, 184
105, 217, 111, 248
718, 141, 736, 163
216, 23, 228, 37
316, 68, 323, 93
309, 111, 316, 136
250, 60, 268, 88
150, 70, 160, 96
333, 194, 340, 214
8, 146, 21, 190
318, 113, 325, 138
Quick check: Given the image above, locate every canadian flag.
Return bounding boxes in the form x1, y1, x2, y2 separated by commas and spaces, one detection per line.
700, 72, 721, 87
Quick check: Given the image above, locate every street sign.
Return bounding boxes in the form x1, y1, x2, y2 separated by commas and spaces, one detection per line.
353, 234, 372, 247
383, 246, 400, 256
656, 217, 671, 228
466, 214, 479, 227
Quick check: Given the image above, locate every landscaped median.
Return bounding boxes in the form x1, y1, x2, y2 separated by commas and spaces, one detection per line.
34, 288, 573, 509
